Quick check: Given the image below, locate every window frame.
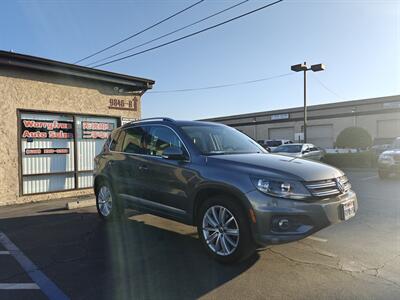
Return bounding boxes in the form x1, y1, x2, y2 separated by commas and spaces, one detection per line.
110, 124, 191, 162
147, 125, 190, 159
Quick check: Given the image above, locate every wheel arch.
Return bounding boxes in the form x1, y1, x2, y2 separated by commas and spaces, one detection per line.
93, 174, 111, 195
191, 184, 253, 226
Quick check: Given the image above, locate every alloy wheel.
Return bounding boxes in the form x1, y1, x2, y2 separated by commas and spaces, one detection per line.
98, 186, 112, 217
202, 205, 240, 256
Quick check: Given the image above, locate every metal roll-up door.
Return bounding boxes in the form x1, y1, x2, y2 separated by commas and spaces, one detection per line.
307, 125, 334, 148
268, 127, 294, 141
377, 119, 400, 138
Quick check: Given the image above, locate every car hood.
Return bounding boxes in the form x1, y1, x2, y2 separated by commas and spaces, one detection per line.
382, 149, 400, 156
272, 152, 301, 157
207, 153, 343, 182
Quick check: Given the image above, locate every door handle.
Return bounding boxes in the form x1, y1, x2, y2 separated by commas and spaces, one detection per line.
138, 165, 148, 171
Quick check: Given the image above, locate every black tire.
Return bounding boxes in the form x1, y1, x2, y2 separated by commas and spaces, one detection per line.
197, 195, 255, 264
95, 180, 124, 221
378, 169, 390, 179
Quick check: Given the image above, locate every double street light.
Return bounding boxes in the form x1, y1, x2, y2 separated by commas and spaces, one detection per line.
291, 62, 325, 143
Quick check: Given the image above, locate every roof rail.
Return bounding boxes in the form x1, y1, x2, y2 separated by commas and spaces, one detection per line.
123, 117, 175, 126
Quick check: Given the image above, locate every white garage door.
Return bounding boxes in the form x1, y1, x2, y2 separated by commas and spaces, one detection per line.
377, 119, 400, 138
268, 127, 294, 140
307, 125, 333, 148
235, 125, 255, 138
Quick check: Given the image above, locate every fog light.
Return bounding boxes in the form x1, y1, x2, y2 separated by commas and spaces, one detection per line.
278, 218, 290, 230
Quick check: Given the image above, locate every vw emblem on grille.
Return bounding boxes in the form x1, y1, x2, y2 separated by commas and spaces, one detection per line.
336, 178, 345, 193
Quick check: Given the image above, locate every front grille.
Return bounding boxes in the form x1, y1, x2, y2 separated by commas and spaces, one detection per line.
305, 175, 351, 197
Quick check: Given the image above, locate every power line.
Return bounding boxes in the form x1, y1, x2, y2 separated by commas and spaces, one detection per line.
148, 73, 294, 94
311, 73, 345, 100
86, 0, 250, 67
92, 0, 284, 68
74, 0, 205, 64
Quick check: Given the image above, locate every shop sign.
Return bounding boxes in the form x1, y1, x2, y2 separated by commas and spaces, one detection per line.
25, 148, 70, 155
121, 117, 136, 125
109, 97, 138, 111
271, 113, 289, 121
21, 119, 74, 139
82, 121, 114, 139
383, 102, 400, 108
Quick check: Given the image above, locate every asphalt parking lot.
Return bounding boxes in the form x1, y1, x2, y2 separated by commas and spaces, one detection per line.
0, 170, 399, 300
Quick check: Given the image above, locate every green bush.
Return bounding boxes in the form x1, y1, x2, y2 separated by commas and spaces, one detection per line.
336, 127, 372, 148
322, 151, 377, 168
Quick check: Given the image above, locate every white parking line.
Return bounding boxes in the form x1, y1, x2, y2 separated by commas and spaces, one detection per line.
0, 232, 70, 300
0, 251, 10, 255
306, 236, 328, 243
361, 175, 378, 181
0, 283, 40, 290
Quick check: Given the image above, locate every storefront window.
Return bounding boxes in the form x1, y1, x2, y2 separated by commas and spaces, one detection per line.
20, 111, 118, 194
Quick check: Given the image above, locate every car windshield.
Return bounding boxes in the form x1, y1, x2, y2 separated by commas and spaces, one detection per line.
181, 125, 263, 155
266, 140, 282, 147
272, 144, 302, 153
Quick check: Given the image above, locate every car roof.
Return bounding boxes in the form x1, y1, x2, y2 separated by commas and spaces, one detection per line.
280, 143, 303, 146
120, 118, 225, 129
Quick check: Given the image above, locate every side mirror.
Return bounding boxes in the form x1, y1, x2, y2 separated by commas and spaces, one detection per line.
302, 149, 310, 154
162, 147, 186, 160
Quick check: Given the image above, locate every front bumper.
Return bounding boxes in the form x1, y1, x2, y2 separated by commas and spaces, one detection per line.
246, 189, 358, 246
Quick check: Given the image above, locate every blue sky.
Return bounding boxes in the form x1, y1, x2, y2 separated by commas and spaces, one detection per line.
2, 0, 399, 119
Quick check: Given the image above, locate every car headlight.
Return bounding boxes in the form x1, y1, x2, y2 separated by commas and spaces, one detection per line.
379, 154, 394, 163
252, 177, 311, 200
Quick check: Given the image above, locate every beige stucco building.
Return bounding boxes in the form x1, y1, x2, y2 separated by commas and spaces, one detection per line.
0, 51, 154, 206
203, 96, 400, 148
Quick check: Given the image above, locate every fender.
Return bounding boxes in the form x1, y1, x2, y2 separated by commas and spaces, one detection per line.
189, 181, 253, 225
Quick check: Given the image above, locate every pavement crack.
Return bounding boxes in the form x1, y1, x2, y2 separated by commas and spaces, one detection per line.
268, 248, 400, 290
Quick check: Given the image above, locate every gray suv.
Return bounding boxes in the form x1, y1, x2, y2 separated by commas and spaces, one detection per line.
94, 118, 358, 263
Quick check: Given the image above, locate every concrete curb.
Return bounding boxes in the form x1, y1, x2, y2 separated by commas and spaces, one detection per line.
66, 198, 96, 210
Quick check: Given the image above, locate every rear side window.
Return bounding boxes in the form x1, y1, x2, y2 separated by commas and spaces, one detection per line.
122, 126, 149, 154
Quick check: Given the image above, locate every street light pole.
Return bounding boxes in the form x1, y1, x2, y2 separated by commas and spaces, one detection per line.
291, 62, 325, 143
303, 61, 307, 143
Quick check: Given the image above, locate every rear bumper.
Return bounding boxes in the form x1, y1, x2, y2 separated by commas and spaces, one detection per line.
246, 189, 358, 246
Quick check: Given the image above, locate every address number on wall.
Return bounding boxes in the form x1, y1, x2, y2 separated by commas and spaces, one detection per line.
109, 97, 138, 111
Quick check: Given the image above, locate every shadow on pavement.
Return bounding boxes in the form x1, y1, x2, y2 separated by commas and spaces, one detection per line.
0, 210, 259, 300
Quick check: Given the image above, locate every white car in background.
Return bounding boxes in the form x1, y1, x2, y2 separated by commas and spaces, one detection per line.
257, 139, 293, 152
272, 143, 324, 161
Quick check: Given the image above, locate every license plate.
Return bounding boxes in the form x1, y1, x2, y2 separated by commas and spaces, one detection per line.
341, 200, 356, 220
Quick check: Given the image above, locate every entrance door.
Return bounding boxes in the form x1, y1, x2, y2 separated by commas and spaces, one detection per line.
75, 116, 118, 188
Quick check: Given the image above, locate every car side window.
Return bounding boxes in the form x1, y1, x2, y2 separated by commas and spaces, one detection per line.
147, 126, 185, 157
122, 126, 150, 155
309, 147, 318, 152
